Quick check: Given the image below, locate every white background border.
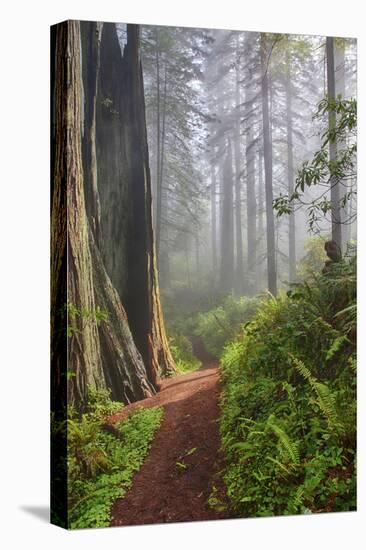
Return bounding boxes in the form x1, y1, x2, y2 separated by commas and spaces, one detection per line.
1, 1, 364, 548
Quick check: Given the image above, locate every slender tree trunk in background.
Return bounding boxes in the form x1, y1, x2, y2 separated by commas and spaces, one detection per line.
220, 141, 234, 292
195, 232, 200, 280
335, 39, 349, 250
285, 48, 296, 283
326, 36, 342, 251
81, 21, 103, 247
160, 65, 167, 189
210, 164, 217, 276
350, 179, 356, 240
217, 75, 226, 267
245, 87, 257, 295
260, 33, 277, 295
218, 154, 224, 257
184, 234, 192, 289
257, 149, 265, 289
234, 40, 244, 295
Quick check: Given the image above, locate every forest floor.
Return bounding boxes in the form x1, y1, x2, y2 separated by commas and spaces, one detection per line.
108, 338, 231, 526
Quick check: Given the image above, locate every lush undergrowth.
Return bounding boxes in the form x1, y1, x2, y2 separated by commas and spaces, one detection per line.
195, 294, 259, 358
219, 259, 356, 517
165, 293, 259, 372
169, 331, 201, 373
67, 388, 163, 529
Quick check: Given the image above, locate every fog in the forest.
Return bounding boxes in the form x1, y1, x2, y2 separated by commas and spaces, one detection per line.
120, 25, 357, 313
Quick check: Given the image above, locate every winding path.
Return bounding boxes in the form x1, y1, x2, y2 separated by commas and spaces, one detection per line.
108, 339, 230, 526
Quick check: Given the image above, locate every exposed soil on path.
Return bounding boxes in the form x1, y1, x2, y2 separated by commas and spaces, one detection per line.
109, 338, 231, 527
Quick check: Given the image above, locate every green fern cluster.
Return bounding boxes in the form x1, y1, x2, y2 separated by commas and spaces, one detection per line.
220, 258, 356, 517
67, 391, 163, 529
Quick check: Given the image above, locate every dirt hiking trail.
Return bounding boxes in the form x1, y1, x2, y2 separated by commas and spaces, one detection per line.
108, 337, 231, 526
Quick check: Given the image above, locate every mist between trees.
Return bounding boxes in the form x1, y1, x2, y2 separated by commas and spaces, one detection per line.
138, 25, 356, 304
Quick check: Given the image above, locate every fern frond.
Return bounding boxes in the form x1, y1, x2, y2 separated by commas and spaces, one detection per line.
325, 335, 349, 361
290, 354, 344, 433
267, 456, 295, 477
287, 486, 305, 514
266, 415, 300, 464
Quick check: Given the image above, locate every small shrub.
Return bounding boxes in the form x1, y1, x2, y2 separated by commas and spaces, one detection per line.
86, 387, 124, 419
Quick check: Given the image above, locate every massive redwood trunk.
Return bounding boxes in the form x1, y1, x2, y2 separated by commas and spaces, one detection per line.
91, 23, 175, 378
52, 20, 175, 417
56, 21, 104, 409
122, 25, 175, 377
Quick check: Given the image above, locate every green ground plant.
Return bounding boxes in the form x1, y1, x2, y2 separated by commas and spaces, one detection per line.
67, 388, 163, 529
219, 258, 356, 517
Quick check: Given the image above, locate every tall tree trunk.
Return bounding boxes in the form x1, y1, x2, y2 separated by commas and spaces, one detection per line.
257, 148, 265, 289
53, 21, 176, 412
160, 64, 167, 189
211, 164, 217, 276
245, 86, 257, 295
195, 232, 200, 281
155, 30, 162, 256
66, 22, 156, 406
335, 38, 349, 249
88, 23, 175, 379
50, 21, 67, 528
158, 65, 170, 286
234, 39, 244, 295
326, 37, 342, 250
285, 48, 296, 282
184, 233, 192, 289
122, 25, 175, 377
80, 21, 103, 247
64, 21, 104, 407
220, 141, 234, 292
260, 33, 277, 295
